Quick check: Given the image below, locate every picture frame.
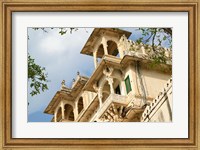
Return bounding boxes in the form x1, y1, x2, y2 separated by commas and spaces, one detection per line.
0, 0, 199, 149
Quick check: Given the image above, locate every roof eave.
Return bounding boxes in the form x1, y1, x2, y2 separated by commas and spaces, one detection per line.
80, 28, 132, 56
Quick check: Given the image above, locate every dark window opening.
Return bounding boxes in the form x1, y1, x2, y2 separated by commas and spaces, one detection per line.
107, 41, 119, 57
69, 111, 74, 121
115, 85, 121, 95
78, 97, 84, 114
64, 104, 74, 121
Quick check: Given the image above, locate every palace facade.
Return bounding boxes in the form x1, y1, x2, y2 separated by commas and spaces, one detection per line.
44, 28, 172, 122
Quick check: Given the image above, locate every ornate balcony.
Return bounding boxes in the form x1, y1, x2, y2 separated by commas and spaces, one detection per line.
90, 93, 130, 122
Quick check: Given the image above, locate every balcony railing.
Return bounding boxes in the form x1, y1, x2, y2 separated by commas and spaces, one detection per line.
90, 93, 129, 121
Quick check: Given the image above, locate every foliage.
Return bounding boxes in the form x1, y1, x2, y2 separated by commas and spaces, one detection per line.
28, 54, 48, 96
136, 28, 172, 49
151, 50, 167, 64
59, 27, 79, 35
32, 27, 80, 35
135, 28, 172, 64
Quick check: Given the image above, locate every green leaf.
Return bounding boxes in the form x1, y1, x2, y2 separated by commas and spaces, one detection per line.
28, 53, 49, 96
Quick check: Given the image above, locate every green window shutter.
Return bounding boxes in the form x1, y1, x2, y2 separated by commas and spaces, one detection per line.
125, 76, 132, 94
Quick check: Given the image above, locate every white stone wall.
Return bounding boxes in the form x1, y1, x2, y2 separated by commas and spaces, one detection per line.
141, 78, 172, 122
140, 68, 171, 99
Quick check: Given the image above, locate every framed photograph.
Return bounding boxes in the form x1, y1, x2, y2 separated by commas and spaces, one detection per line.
1, 0, 199, 149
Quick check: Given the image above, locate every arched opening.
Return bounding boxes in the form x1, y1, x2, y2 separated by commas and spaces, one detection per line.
56, 107, 62, 122
96, 44, 104, 65
99, 76, 123, 105
102, 80, 111, 103
113, 78, 122, 95
107, 40, 119, 57
69, 111, 74, 121
64, 104, 74, 121
100, 77, 122, 104
78, 97, 84, 114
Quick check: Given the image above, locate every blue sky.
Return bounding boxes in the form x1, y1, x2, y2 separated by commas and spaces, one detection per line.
28, 28, 171, 122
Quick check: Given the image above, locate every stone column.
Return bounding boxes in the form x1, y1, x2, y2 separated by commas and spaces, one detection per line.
93, 51, 98, 69
102, 37, 108, 55
61, 102, 65, 120
107, 77, 114, 94
98, 88, 103, 107
74, 102, 78, 120
54, 111, 57, 122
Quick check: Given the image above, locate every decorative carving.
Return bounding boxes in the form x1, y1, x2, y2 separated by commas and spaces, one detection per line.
99, 104, 127, 122
103, 66, 114, 77
61, 80, 65, 86
118, 34, 172, 64
118, 34, 131, 50
61, 80, 66, 90
106, 77, 114, 94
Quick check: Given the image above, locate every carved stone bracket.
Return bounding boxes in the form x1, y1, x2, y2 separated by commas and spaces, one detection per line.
103, 66, 114, 77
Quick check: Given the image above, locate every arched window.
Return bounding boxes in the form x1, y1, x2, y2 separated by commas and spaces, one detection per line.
64, 104, 74, 121
113, 78, 121, 95
96, 44, 104, 65
78, 97, 84, 114
107, 40, 119, 57
100, 77, 123, 104
69, 110, 74, 121
102, 80, 110, 103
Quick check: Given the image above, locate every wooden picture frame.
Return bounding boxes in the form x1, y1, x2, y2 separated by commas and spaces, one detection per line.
0, 0, 199, 149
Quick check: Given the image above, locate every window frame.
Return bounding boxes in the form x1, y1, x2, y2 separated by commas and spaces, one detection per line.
125, 75, 132, 94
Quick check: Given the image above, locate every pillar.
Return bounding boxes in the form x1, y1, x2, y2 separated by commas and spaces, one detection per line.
54, 111, 57, 122
102, 37, 108, 55
107, 77, 114, 94
61, 102, 65, 120
98, 88, 103, 107
93, 51, 98, 68
74, 102, 78, 120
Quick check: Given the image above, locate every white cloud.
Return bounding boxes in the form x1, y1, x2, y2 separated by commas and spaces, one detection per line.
28, 28, 94, 116
39, 28, 93, 56
39, 29, 69, 55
